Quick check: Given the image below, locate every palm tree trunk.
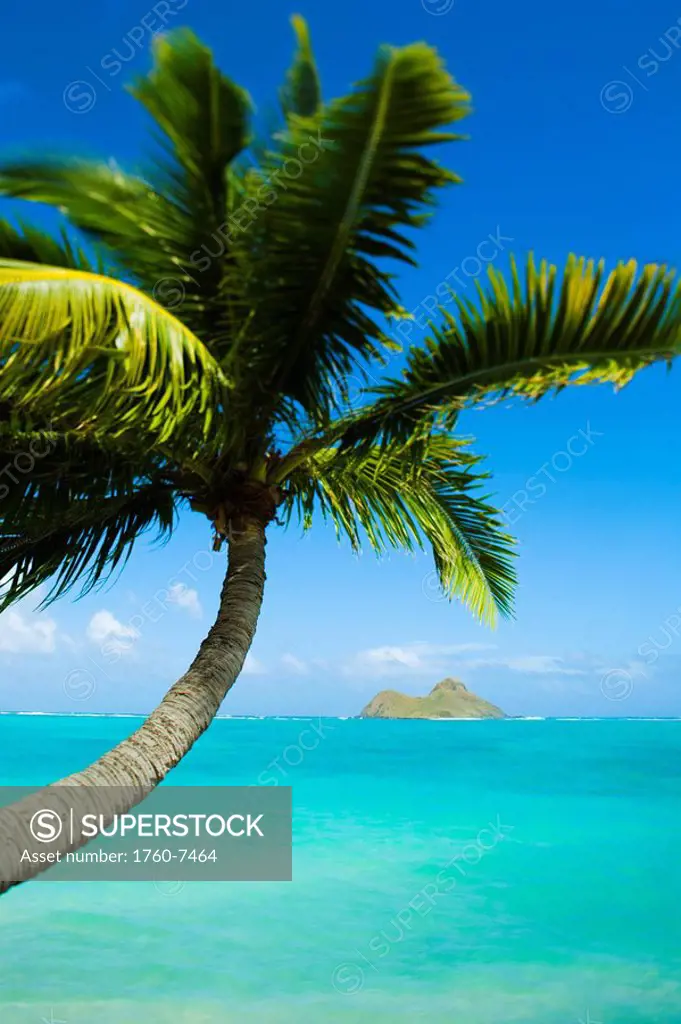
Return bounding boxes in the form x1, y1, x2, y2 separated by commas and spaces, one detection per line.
0, 518, 267, 895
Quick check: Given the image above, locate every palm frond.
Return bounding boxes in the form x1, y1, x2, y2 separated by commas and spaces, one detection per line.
0, 163, 206, 313
236, 40, 470, 427
282, 432, 516, 623
0, 32, 251, 341
0, 219, 103, 273
0, 429, 176, 608
129, 29, 251, 221
0, 258, 228, 452
280, 15, 321, 119
338, 254, 681, 446
128, 29, 252, 344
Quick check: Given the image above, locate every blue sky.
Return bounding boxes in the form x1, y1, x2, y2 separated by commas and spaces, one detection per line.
1, 0, 681, 718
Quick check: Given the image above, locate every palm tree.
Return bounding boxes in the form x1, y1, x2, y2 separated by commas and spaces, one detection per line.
0, 17, 679, 892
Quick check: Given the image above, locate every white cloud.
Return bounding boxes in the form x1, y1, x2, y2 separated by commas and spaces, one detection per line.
242, 653, 266, 675
346, 641, 496, 678
343, 643, 606, 688
168, 583, 202, 619
281, 653, 308, 674
0, 610, 57, 654
86, 610, 139, 656
466, 655, 588, 676
360, 646, 425, 670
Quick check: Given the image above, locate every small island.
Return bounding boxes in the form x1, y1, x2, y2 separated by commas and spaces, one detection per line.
360, 677, 505, 719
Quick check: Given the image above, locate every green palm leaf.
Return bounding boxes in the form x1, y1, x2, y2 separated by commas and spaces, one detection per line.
0, 218, 101, 272
128, 28, 252, 344
282, 432, 515, 623
0, 258, 228, 450
129, 29, 251, 220
0, 32, 251, 339
0, 423, 175, 606
338, 254, 681, 445
240, 39, 470, 423
0, 164, 202, 307
0, 428, 176, 608
280, 15, 321, 119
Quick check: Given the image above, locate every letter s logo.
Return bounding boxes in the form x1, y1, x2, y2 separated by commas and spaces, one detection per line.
30, 809, 63, 843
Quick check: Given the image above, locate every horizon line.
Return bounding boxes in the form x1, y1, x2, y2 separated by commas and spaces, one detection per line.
1, 711, 680, 722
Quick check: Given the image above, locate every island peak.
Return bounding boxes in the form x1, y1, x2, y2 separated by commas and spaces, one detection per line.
431, 677, 467, 693
360, 677, 504, 719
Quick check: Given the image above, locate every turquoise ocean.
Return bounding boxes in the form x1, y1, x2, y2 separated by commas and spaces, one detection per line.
0, 715, 679, 1023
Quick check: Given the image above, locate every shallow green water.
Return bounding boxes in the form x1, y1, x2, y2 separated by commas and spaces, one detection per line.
1, 715, 679, 1022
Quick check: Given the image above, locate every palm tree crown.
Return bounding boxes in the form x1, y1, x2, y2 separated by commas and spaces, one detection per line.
0, 16, 679, 625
